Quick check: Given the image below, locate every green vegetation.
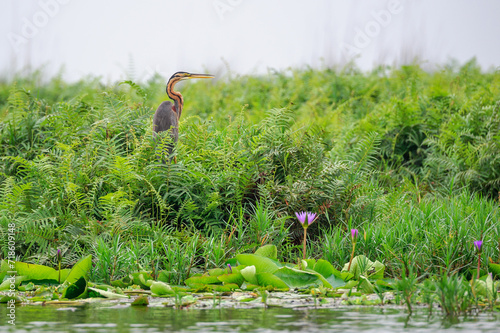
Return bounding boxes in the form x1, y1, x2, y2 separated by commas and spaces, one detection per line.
0, 60, 499, 303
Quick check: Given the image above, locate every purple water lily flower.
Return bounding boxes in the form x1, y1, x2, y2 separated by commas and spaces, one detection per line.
474, 240, 483, 251
227, 264, 232, 274
57, 249, 62, 263
295, 211, 317, 227
351, 229, 359, 239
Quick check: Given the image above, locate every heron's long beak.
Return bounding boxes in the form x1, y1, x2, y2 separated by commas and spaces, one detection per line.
187, 73, 214, 79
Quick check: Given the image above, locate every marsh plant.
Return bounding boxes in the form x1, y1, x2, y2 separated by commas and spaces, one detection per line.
474, 240, 483, 279
295, 211, 317, 260
1, 61, 500, 286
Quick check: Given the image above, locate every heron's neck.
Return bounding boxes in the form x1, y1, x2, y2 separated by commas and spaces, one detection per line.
167, 80, 184, 119
174, 99, 183, 118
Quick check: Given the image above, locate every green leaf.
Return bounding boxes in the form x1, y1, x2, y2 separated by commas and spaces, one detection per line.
489, 263, 500, 278
208, 268, 226, 277
111, 276, 132, 288
62, 276, 87, 299
324, 273, 348, 289
342, 255, 385, 280
256, 272, 289, 290
130, 271, 154, 289
0, 276, 24, 291
217, 273, 244, 287
0, 260, 69, 284
255, 245, 277, 259
211, 283, 239, 292
273, 267, 321, 289
313, 259, 334, 278
184, 275, 221, 288
304, 259, 316, 269
235, 254, 280, 273
358, 276, 375, 293
131, 295, 149, 306
88, 287, 129, 299
64, 255, 92, 284
150, 281, 173, 296
240, 266, 258, 285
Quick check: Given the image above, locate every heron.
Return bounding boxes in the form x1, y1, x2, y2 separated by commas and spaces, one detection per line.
153, 71, 214, 159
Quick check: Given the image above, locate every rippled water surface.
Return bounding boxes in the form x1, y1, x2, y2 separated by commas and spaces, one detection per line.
1, 305, 499, 332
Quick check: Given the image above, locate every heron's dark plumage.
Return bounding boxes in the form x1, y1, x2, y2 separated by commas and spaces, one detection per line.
153, 72, 214, 161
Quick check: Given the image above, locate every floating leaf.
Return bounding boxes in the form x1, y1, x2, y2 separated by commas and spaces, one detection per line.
313, 259, 334, 278
87, 287, 128, 299
0, 260, 70, 284
0, 276, 24, 291
184, 275, 220, 288
342, 255, 385, 280
312, 260, 347, 288
211, 283, 239, 292
235, 254, 280, 273
256, 272, 289, 290
255, 245, 277, 259
130, 272, 153, 289
111, 276, 132, 288
65, 255, 92, 284
304, 259, 316, 269
131, 295, 149, 306
240, 266, 258, 285
208, 268, 226, 277
150, 281, 173, 296
274, 267, 321, 289
62, 276, 87, 299
217, 273, 244, 287
0, 294, 23, 303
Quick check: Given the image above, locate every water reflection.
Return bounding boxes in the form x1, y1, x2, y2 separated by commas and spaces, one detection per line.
0, 305, 499, 332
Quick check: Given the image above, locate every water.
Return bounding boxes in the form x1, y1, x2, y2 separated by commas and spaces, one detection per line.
1, 305, 499, 332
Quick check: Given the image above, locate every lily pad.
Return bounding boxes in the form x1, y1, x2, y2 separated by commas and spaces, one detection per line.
62, 276, 87, 299
255, 245, 277, 259
235, 254, 280, 274
208, 268, 226, 277
210, 283, 239, 292
65, 255, 92, 284
150, 281, 173, 296
274, 267, 321, 289
240, 266, 258, 285
256, 272, 289, 290
130, 272, 153, 289
217, 273, 244, 287
0, 275, 24, 291
342, 255, 385, 280
87, 287, 129, 299
184, 275, 221, 288
0, 260, 70, 284
131, 295, 149, 306
111, 276, 133, 288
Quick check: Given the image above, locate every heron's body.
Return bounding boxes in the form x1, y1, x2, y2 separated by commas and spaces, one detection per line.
153, 71, 214, 159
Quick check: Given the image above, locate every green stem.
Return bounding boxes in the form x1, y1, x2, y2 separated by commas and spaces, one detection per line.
347, 242, 356, 272
303, 228, 307, 261
477, 252, 481, 279
58, 262, 61, 284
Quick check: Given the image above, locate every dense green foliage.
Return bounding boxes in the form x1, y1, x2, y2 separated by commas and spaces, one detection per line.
1, 60, 499, 284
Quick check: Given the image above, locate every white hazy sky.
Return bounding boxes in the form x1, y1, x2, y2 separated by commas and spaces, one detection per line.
1, 0, 500, 82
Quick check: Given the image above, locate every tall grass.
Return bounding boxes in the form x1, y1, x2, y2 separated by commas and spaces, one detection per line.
0, 60, 499, 283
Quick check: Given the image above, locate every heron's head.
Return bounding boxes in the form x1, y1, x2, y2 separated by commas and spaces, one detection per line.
170, 71, 214, 82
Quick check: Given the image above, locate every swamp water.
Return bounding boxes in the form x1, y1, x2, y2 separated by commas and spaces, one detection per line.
1, 305, 499, 333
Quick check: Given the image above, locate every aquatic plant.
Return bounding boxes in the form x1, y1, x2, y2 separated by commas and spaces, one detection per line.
474, 240, 483, 279
296, 211, 317, 261
57, 249, 62, 284
347, 229, 359, 271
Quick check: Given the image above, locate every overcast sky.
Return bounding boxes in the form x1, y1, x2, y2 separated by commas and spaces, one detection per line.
1, 0, 500, 82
